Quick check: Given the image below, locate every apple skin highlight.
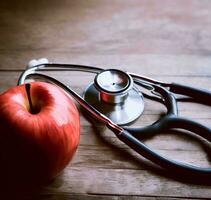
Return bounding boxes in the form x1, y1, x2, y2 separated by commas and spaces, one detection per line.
0, 82, 80, 184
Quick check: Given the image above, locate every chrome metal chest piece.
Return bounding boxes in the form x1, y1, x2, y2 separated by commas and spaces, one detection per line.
83, 69, 144, 125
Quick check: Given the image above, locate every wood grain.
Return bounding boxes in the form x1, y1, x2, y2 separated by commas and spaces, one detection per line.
0, 0, 211, 199
1, 0, 211, 55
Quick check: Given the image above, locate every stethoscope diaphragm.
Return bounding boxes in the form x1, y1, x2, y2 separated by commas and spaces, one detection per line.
83, 69, 144, 125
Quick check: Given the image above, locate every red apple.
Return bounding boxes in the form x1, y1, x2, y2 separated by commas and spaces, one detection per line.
0, 82, 80, 184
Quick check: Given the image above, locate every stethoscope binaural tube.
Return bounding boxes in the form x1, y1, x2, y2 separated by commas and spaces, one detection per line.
18, 60, 211, 179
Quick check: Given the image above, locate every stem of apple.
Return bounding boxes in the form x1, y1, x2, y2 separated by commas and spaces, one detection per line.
25, 83, 35, 114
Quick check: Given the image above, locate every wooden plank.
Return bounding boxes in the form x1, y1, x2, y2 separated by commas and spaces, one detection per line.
0, 0, 211, 56
0, 53, 211, 77
0, 0, 211, 75
70, 145, 211, 170
0, 71, 210, 91
41, 167, 211, 199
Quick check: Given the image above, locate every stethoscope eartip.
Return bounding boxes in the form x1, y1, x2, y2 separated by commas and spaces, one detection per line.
26, 58, 49, 69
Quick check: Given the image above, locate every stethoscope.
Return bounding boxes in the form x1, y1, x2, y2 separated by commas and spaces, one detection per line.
18, 58, 211, 178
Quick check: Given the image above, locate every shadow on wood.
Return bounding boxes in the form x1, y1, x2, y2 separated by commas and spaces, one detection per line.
83, 108, 211, 185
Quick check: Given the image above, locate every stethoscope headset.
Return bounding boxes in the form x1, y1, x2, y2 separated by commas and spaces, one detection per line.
18, 58, 211, 179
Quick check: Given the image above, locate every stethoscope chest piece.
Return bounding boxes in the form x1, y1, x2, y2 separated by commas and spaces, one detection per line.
83, 69, 144, 125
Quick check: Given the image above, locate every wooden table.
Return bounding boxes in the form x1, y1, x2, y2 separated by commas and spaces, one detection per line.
0, 0, 211, 199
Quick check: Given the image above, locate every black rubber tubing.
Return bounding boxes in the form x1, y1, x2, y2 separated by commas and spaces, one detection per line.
117, 129, 211, 177
123, 81, 211, 177
170, 82, 211, 103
